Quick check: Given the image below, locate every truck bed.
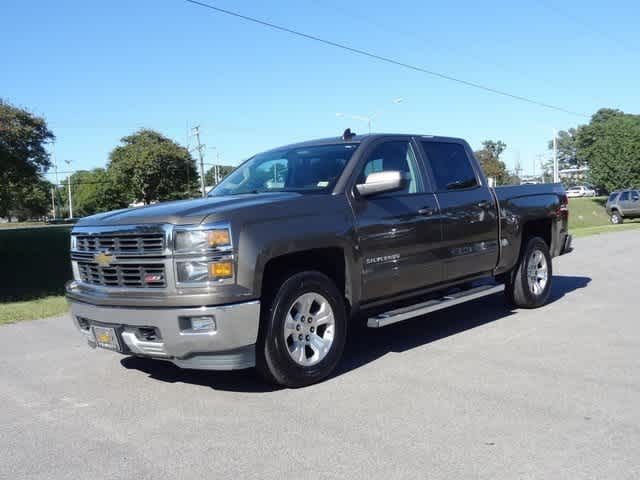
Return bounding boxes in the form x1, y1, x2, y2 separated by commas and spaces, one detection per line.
494, 182, 566, 202
492, 182, 569, 274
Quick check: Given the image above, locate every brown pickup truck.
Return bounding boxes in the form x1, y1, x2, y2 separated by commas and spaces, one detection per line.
67, 132, 572, 387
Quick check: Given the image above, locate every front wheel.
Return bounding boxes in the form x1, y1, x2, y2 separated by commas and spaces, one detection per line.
610, 211, 623, 224
505, 237, 552, 309
256, 271, 347, 388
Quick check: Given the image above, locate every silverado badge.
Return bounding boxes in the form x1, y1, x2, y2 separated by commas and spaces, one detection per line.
94, 251, 115, 267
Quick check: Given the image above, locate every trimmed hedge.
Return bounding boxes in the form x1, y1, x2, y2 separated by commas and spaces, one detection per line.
0, 226, 72, 300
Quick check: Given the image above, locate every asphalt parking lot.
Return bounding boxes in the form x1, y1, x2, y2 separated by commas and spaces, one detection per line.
2, 230, 639, 479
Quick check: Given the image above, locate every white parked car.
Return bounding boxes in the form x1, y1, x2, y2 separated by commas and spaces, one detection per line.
566, 185, 596, 198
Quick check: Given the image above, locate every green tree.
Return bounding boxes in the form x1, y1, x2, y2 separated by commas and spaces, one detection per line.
204, 165, 236, 186
108, 129, 198, 204
12, 177, 53, 221
547, 128, 585, 171
58, 168, 129, 217
475, 140, 512, 184
575, 109, 640, 192
0, 100, 54, 221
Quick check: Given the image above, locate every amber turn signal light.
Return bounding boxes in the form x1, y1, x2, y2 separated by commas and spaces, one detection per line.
209, 261, 233, 279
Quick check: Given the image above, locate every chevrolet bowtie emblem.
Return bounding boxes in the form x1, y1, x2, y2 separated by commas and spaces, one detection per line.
94, 251, 115, 267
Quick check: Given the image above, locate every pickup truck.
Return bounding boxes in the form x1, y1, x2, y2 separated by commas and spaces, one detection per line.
66, 132, 572, 387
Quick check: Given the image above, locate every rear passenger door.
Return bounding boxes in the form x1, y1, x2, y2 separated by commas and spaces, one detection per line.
417, 139, 499, 281
618, 191, 632, 215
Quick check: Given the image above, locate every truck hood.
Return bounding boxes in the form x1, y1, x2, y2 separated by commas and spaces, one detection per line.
75, 192, 303, 226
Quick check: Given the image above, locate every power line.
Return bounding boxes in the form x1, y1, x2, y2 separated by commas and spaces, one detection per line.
309, 0, 522, 78
185, 0, 587, 118
534, 0, 640, 55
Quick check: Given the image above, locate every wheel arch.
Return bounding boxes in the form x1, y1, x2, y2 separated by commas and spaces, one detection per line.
521, 218, 552, 249
259, 247, 352, 312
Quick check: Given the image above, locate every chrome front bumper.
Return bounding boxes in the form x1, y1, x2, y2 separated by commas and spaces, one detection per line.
68, 298, 260, 370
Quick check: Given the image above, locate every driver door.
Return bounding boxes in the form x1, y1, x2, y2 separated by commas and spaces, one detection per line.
350, 138, 443, 302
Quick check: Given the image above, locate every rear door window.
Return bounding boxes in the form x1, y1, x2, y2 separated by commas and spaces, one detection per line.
620, 191, 630, 202
420, 141, 478, 191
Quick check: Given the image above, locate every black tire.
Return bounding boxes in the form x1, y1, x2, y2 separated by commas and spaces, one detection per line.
610, 211, 623, 224
256, 271, 347, 388
505, 237, 552, 309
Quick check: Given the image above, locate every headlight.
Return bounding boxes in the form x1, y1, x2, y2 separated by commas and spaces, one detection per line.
174, 225, 233, 286
174, 228, 231, 254
176, 260, 234, 284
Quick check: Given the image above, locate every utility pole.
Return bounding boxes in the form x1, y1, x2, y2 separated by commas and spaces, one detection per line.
52, 142, 60, 218
64, 159, 73, 218
192, 126, 207, 197
552, 129, 559, 183
536, 154, 545, 182
514, 150, 522, 179
185, 121, 191, 196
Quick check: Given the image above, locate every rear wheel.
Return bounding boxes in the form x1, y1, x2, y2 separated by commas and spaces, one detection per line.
256, 271, 347, 388
505, 237, 552, 309
610, 211, 623, 224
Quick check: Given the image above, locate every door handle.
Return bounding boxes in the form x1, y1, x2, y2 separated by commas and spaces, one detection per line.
418, 207, 434, 216
477, 201, 490, 208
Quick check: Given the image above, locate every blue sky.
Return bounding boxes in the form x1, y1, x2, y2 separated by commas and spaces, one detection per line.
2, 0, 639, 181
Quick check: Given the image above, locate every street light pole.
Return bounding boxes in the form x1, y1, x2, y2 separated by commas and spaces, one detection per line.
335, 97, 404, 134
50, 188, 56, 219
64, 159, 73, 218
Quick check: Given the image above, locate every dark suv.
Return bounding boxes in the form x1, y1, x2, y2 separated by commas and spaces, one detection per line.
606, 190, 640, 224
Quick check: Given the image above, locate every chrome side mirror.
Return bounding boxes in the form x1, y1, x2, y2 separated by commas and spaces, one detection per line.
355, 171, 407, 197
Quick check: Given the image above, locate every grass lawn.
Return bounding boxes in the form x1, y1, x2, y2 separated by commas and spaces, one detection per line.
0, 296, 69, 325
569, 196, 640, 237
0, 222, 46, 229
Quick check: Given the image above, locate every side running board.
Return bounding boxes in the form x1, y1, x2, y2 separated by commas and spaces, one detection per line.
367, 284, 505, 328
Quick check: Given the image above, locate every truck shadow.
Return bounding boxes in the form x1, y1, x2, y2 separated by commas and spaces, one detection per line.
120, 275, 590, 393
336, 275, 591, 379
120, 356, 279, 393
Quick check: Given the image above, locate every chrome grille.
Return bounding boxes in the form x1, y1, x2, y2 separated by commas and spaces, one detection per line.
77, 262, 166, 288
75, 233, 164, 256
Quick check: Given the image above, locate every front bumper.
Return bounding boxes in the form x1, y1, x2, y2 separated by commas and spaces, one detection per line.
68, 296, 261, 370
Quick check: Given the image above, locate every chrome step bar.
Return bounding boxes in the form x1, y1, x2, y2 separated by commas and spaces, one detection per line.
367, 284, 505, 328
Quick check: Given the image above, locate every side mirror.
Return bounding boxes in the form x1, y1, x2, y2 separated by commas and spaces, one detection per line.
355, 171, 407, 197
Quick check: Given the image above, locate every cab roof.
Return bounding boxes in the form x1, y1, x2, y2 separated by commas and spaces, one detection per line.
262, 133, 468, 153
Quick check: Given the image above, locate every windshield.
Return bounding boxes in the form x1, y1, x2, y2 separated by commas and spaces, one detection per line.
209, 143, 359, 196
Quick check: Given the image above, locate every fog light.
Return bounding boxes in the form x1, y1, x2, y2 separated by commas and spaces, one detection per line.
209, 261, 233, 279
189, 316, 217, 332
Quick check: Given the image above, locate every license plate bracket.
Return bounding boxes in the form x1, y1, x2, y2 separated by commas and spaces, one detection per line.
91, 325, 122, 352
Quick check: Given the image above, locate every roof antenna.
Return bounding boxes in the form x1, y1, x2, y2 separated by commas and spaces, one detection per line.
342, 128, 356, 141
